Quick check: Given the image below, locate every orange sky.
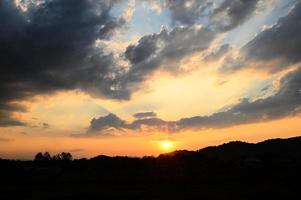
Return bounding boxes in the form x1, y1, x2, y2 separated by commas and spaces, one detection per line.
1, 116, 300, 160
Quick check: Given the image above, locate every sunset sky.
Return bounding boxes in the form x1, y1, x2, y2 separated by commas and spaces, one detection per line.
1, 0, 301, 159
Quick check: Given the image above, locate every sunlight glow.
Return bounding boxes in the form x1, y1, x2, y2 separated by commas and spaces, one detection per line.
160, 140, 174, 151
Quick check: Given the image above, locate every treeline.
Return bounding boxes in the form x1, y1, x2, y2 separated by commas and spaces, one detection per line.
0, 136, 301, 199
34, 152, 72, 161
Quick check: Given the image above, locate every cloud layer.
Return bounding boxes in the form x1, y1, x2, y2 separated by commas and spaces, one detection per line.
151, 0, 263, 30
133, 112, 157, 119
0, 0, 123, 125
221, 2, 301, 73
88, 65, 301, 135
1, 0, 300, 133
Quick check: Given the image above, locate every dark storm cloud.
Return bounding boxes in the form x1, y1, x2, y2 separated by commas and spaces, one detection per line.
0, 0, 124, 126
1, 0, 294, 130
119, 25, 216, 97
211, 0, 260, 31
203, 44, 231, 61
125, 26, 215, 65
115, 0, 265, 97
88, 66, 301, 134
221, 2, 301, 73
133, 112, 157, 119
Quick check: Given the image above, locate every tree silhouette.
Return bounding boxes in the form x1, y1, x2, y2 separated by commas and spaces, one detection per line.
34, 152, 44, 161
52, 154, 61, 161
52, 152, 73, 161
60, 152, 72, 161
34, 152, 51, 161
43, 152, 51, 160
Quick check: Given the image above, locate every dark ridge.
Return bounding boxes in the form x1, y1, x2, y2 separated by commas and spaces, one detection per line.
0, 136, 301, 199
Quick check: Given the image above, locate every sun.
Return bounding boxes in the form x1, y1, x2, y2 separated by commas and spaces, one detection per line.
160, 140, 174, 151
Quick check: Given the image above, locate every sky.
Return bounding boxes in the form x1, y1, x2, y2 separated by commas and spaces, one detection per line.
1, 0, 301, 159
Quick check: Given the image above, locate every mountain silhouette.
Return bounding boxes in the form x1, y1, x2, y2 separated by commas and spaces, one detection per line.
0, 136, 300, 199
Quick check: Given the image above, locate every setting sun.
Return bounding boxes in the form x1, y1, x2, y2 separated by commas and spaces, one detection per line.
160, 140, 174, 151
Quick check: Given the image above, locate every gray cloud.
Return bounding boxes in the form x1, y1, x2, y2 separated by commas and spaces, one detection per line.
211, 0, 260, 31
133, 112, 157, 119
163, 0, 213, 26
179, 66, 301, 129
0, 111, 26, 127
0, 103, 27, 126
127, 117, 169, 130
0, 0, 124, 126
1, 0, 296, 130
221, 2, 301, 73
118, 25, 216, 97
88, 113, 127, 133
88, 66, 301, 134
153, 0, 262, 30
87, 113, 177, 135
114, 0, 266, 97
1, 0, 244, 127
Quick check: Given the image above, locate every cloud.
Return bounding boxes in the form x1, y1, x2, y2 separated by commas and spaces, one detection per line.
203, 44, 232, 61
0, 110, 26, 127
211, 0, 261, 31
0, 137, 14, 142
0, 0, 293, 129
0, 0, 124, 126
162, 0, 214, 26
112, 0, 268, 97
42, 123, 50, 128
87, 113, 177, 135
221, 2, 301, 73
88, 113, 127, 133
127, 117, 170, 130
133, 112, 157, 119
88, 65, 301, 135
0, 103, 27, 126
148, 0, 263, 30
178, 66, 301, 129
118, 25, 216, 97
0, 0, 218, 126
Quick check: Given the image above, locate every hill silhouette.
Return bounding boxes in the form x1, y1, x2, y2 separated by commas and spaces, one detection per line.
0, 136, 301, 199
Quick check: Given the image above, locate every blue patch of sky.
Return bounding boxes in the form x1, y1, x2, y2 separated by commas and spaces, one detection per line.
219, 1, 296, 103
110, 1, 128, 18
221, 0, 296, 48
244, 79, 275, 101
113, 2, 172, 41
132, 3, 171, 34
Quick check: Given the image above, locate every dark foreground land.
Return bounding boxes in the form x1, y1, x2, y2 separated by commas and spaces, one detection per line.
1, 137, 301, 200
